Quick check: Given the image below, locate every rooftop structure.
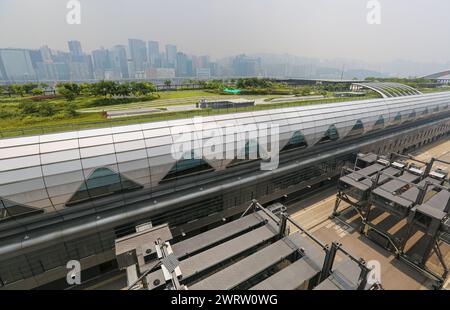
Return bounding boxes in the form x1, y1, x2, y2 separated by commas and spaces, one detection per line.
333, 152, 450, 287
116, 201, 376, 290
2, 91, 450, 289
350, 82, 422, 98
197, 98, 255, 109
1, 92, 450, 222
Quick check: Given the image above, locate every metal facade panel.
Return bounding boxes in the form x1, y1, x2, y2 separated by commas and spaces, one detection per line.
0, 92, 449, 212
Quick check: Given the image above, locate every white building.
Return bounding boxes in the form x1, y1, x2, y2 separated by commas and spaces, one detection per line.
196, 68, 211, 80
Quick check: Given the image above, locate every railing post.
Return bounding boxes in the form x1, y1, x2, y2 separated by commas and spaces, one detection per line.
278, 212, 288, 239
320, 242, 340, 281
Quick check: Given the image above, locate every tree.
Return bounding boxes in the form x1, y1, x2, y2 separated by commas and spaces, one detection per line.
92, 81, 118, 98
164, 80, 172, 88
64, 102, 78, 117
31, 88, 45, 96
57, 83, 81, 101
301, 86, 312, 96
116, 82, 131, 97
22, 83, 36, 94
19, 101, 38, 115
130, 82, 156, 97
11, 84, 26, 97
37, 102, 56, 117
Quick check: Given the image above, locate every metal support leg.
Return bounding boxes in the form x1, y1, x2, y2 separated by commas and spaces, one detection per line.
357, 259, 370, 290
331, 195, 342, 218
278, 212, 288, 239
320, 242, 340, 281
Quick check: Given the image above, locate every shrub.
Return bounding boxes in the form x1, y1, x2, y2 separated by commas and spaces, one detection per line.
37, 102, 56, 117
31, 88, 45, 96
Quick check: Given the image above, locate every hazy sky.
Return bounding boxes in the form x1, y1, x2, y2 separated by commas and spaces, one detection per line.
1, 0, 450, 63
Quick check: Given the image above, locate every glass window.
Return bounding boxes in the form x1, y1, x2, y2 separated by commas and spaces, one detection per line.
345, 120, 364, 138
160, 150, 213, 182
0, 197, 42, 221
372, 116, 385, 131
282, 131, 308, 152
66, 167, 142, 206
318, 124, 339, 144
227, 139, 267, 167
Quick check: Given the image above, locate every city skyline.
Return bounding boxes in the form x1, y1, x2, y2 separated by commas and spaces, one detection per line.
1, 0, 450, 64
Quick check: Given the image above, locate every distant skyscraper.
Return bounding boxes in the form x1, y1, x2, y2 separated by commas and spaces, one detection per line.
199, 55, 210, 68
111, 45, 129, 79
39, 45, 53, 62
232, 54, 261, 77
176, 52, 192, 77
0, 48, 36, 82
128, 39, 147, 72
165, 44, 177, 68
68, 40, 83, 56
147, 41, 161, 68
92, 48, 112, 79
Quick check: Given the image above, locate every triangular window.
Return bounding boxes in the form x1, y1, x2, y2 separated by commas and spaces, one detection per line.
161, 150, 213, 182
372, 116, 385, 131
345, 120, 364, 138
318, 125, 339, 144
0, 197, 42, 221
66, 167, 142, 206
282, 131, 308, 151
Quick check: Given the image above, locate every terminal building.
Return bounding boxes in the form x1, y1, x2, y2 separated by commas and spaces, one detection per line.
1, 91, 450, 289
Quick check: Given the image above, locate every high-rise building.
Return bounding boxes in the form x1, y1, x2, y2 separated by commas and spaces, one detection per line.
199, 55, 210, 68
165, 44, 177, 68
176, 52, 193, 77
39, 45, 53, 62
92, 48, 112, 79
232, 54, 261, 77
66, 41, 94, 80
147, 41, 161, 68
128, 39, 147, 72
0, 48, 36, 82
111, 45, 129, 79
68, 40, 83, 57
196, 68, 211, 80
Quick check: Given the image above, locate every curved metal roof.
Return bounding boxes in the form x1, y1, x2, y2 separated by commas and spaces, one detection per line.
352, 82, 422, 98
1, 91, 450, 214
